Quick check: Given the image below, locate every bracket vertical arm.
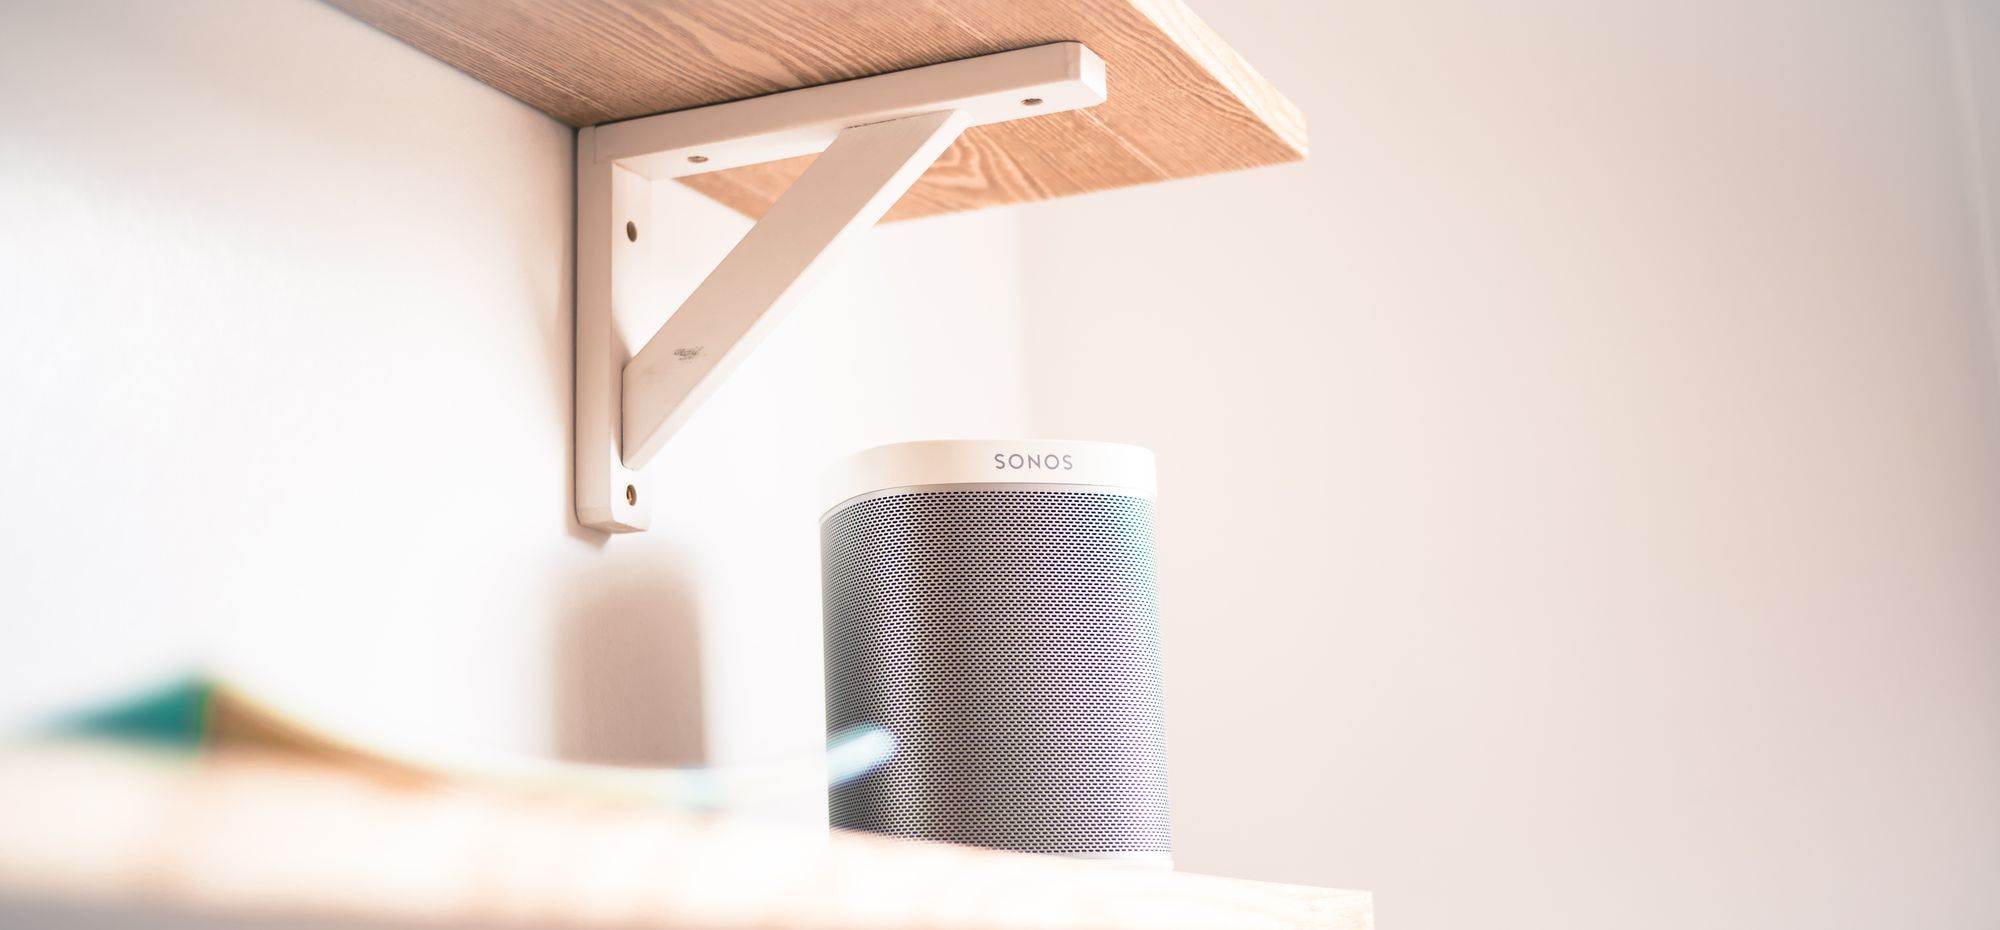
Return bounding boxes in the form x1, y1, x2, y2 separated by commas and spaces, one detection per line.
574, 125, 650, 531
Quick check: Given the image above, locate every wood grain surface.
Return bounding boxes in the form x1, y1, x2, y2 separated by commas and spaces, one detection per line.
0, 744, 1372, 930
321, 0, 1307, 220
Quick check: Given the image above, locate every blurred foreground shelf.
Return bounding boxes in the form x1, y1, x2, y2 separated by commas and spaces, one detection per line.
0, 744, 1370, 930
320, 0, 1307, 222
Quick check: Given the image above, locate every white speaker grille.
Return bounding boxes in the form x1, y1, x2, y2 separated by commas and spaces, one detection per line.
822, 488, 1170, 856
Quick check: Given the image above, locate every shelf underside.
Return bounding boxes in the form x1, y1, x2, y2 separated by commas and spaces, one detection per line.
322, 0, 1308, 221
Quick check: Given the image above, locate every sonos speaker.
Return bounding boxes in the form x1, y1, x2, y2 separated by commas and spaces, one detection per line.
820, 439, 1170, 866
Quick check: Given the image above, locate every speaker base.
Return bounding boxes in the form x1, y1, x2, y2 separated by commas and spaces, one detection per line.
1058, 851, 1175, 869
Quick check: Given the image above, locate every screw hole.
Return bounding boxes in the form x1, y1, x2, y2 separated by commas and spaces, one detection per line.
625, 221, 637, 242
1021, 97, 1044, 107
625, 484, 637, 506
687, 154, 709, 164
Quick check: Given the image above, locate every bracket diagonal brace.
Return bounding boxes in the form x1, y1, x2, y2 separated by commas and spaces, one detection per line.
621, 110, 967, 471
576, 42, 1106, 532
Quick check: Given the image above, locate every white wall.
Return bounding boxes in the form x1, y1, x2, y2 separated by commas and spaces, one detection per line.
7, 0, 2000, 924
1018, 1, 2000, 928
0, 0, 1025, 826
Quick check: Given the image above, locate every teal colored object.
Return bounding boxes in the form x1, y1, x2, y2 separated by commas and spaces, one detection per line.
33, 677, 895, 810
51, 677, 214, 748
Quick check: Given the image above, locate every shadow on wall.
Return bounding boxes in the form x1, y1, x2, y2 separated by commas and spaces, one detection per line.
553, 559, 706, 767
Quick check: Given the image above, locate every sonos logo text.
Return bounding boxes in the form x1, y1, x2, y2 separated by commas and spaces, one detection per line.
993, 452, 1075, 471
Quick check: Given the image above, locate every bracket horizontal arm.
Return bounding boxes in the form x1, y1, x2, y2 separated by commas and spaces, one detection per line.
594, 42, 1105, 180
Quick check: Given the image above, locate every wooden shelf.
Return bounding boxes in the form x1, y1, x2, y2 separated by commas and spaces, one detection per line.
322, 0, 1307, 221
0, 744, 1371, 930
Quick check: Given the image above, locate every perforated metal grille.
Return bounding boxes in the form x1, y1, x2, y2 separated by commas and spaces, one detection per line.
821, 488, 1169, 855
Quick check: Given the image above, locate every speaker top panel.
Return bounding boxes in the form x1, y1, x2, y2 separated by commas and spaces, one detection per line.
821, 439, 1156, 516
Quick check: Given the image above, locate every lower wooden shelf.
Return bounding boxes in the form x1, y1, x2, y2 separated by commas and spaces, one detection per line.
0, 743, 1370, 930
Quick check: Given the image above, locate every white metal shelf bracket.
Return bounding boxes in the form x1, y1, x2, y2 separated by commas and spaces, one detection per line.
576, 42, 1106, 532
